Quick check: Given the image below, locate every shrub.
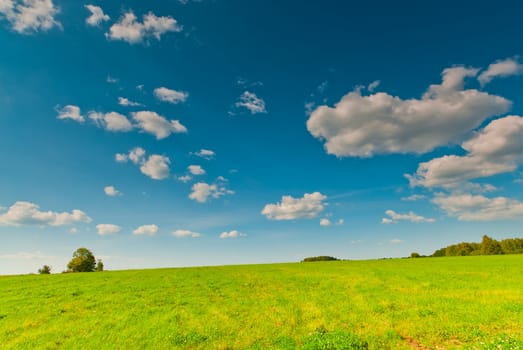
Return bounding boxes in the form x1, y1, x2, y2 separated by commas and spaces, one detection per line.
38, 265, 51, 274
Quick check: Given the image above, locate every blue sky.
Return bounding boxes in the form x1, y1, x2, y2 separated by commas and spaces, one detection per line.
1, 0, 523, 274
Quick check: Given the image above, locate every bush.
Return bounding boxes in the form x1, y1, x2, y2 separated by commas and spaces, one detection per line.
38, 265, 51, 274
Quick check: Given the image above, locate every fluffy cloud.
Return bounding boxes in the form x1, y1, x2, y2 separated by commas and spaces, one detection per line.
478, 57, 523, 86
219, 230, 246, 239
235, 91, 267, 114
104, 186, 121, 197
178, 175, 192, 183
0, 0, 61, 34
140, 155, 170, 180
307, 66, 511, 157
261, 192, 327, 220
57, 105, 84, 123
133, 224, 158, 236
96, 224, 121, 235
106, 11, 182, 44
319, 218, 331, 226
153, 87, 188, 104
132, 111, 187, 139
433, 193, 523, 221
85, 4, 109, 26
116, 147, 171, 180
408, 116, 523, 189
88, 111, 133, 132
0, 201, 92, 226
189, 182, 233, 203
188, 165, 205, 175
118, 97, 143, 107
193, 149, 215, 160
381, 210, 435, 224
172, 229, 201, 238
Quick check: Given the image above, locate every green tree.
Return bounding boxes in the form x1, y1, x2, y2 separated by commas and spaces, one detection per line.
480, 235, 503, 255
38, 265, 51, 274
67, 247, 96, 272
96, 259, 104, 272
410, 252, 421, 258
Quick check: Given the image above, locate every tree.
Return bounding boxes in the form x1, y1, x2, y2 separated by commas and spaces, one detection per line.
67, 247, 96, 272
96, 259, 104, 272
410, 252, 421, 258
38, 265, 51, 274
480, 235, 503, 255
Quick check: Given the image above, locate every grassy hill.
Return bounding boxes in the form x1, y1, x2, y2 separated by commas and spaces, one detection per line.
1, 255, 522, 349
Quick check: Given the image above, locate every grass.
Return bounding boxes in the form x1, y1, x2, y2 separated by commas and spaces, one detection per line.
1, 255, 522, 349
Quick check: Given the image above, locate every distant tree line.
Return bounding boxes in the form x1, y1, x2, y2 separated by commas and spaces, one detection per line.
415, 235, 523, 258
302, 256, 339, 262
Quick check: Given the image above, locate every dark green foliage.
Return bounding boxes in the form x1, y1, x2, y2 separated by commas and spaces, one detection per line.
432, 236, 523, 257
410, 252, 421, 258
302, 256, 339, 262
302, 329, 368, 350
95, 259, 104, 272
67, 247, 96, 272
480, 235, 503, 255
38, 265, 51, 274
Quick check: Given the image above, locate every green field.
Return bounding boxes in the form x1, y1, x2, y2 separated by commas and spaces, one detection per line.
1, 255, 522, 349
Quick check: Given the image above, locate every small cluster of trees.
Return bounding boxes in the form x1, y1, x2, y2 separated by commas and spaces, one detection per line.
38, 247, 103, 274
302, 256, 339, 262
430, 235, 523, 257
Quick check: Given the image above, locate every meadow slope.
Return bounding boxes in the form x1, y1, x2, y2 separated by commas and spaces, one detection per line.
1, 255, 522, 349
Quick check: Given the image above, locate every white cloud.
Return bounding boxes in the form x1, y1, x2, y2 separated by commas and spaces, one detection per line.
401, 194, 426, 201
189, 182, 233, 203
106, 11, 182, 44
57, 105, 84, 123
178, 175, 192, 183
132, 111, 187, 139
0, 0, 61, 34
219, 230, 246, 239
133, 224, 158, 236
381, 210, 435, 224
140, 155, 170, 180
0, 201, 92, 226
85, 4, 109, 26
320, 218, 331, 226
153, 87, 188, 104
115, 153, 128, 162
188, 165, 205, 175
367, 80, 380, 92
116, 148, 170, 180
0, 251, 55, 260
390, 238, 403, 244
69, 227, 77, 234
408, 115, 523, 189
306, 65, 510, 157
433, 193, 523, 221
261, 192, 327, 220
107, 76, 118, 84
128, 147, 146, 164
337, 219, 344, 225
104, 186, 121, 197
173, 229, 201, 238
235, 91, 267, 114
88, 111, 133, 132
96, 224, 121, 235
478, 57, 523, 86
193, 149, 215, 160
118, 97, 143, 107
